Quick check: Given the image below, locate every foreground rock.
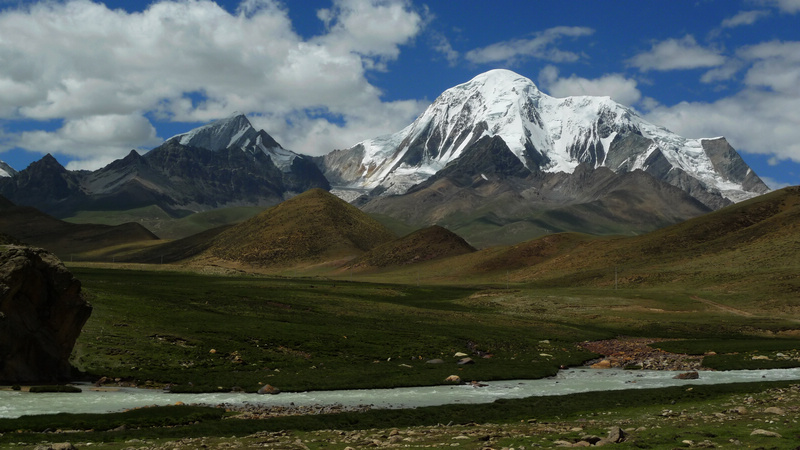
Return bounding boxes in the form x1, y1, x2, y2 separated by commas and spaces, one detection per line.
0, 246, 92, 382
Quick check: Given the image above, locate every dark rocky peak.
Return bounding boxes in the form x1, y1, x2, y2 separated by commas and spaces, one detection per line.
29, 153, 67, 173
2, 153, 83, 203
100, 149, 148, 172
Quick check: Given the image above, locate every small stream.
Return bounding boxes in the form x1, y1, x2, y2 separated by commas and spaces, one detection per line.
3, 367, 800, 419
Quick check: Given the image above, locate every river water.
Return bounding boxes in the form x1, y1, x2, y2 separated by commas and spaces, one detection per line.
3, 367, 800, 419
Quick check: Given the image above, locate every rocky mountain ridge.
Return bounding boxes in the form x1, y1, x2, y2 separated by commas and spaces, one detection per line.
0, 115, 329, 218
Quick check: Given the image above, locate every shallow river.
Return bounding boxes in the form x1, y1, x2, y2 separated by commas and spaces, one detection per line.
3, 367, 800, 419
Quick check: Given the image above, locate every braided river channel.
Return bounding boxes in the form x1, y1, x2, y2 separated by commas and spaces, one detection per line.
3, 367, 800, 419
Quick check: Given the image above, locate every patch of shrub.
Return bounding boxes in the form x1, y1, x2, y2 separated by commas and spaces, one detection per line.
0, 405, 224, 433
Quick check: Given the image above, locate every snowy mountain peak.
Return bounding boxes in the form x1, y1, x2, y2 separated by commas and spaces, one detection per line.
319, 69, 769, 207
168, 114, 303, 173
457, 69, 543, 97
170, 113, 257, 152
0, 160, 17, 178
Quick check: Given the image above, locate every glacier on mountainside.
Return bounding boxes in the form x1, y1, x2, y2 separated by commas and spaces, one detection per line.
321, 69, 768, 204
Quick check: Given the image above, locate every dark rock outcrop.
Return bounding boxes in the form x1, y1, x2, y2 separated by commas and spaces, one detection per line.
0, 246, 92, 382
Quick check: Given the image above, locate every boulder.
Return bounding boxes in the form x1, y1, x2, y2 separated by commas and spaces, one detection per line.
607, 426, 626, 443
0, 246, 92, 383
673, 371, 699, 379
457, 357, 474, 365
750, 429, 781, 438
763, 406, 785, 415
257, 384, 281, 395
426, 358, 445, 364
445, 375, 461, 383
590, 359, 612, 369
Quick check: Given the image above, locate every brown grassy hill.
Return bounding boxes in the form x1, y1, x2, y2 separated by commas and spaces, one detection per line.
374, 186, 800, 296
0, 203, 159, 258
197, 188, 397, 268
118, 225, 233, 264
347, 225, 476, 271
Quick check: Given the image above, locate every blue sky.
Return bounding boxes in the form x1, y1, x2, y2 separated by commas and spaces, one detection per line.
1, 0, 799, 189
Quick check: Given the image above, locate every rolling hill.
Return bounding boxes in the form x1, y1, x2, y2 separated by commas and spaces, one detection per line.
368, 186, 800, 297
0, 197, 159, 258
192, 188, 397, 269
346, 225, 476, 271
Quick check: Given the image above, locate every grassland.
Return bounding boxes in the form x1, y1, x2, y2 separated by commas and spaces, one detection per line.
66, 265, 800, 394
68, 267, 598, 392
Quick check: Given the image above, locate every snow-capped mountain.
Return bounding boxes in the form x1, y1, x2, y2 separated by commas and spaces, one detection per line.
168, 113, 300, 172
319, 69, 768, 209
0, 160, 16, 178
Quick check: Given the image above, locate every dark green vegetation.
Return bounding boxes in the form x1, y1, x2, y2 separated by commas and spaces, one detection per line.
69, 264, 800, 394
653, 339, 800, 371
0, 406, 224, 435
70, 268, 597, 392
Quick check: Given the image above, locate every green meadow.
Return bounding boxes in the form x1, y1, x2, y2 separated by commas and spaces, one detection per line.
67, 267, 800, 393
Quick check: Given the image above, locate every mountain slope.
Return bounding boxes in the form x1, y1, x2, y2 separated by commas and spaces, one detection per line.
196, 188, 397, 268
360, 135, 711, 247
0, 199, 159, 257
318, 69, 768, 209
347, 225, 476, 270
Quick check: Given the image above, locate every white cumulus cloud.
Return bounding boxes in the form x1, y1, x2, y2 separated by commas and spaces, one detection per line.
721, 10, 771, 28
0, 0, 426, 168
763, 0, 800, 13
16, 114, 161, 171
538, 66, 642, 107
643, 40, 800, 165
465, 26, 594, 65
627, 35, 726, 72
